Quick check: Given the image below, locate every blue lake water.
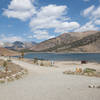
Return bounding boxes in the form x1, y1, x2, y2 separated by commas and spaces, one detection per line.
24, 53, 100, 62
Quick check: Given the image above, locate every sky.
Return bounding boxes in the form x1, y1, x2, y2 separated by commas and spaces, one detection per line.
0, 0, 100, 43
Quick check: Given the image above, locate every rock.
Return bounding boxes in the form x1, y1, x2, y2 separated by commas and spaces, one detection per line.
88, 84, 96, 88
88, 72, 94, 76
84, 73, 88, 76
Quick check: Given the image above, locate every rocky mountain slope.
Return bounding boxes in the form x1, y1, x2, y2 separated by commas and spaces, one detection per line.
48, 31, 100, 53
31, 31, 100, 52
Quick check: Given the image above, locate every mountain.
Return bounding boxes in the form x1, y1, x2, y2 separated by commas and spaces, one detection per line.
3, 41, 37, 51
13, 41, 24, 48
1, 31, 100, 53
9, 41, 25, 50
24, 41, 37, 49
4, 41, 24, 51
31, 31, 100, 53
0, 47, 19, 56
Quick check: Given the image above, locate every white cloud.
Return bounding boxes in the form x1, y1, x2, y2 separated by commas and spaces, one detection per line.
37, 5, 67, 18
27, 35, 33, 39
0, 34, 24, 42
4, 1, 97, 40
3, 2, 80, 40
3, 1, 81, 40
33, 30, 55, 40
79, 5, 100, 32
82, 5, 100, 20
92, 6, 100, 19
30, 4, 80, 39
75, 21, 99, 32
95, 20, 100, 25
55, 22, 80, 33
82, 5, 95, 17
8, 0, 34, 10
3, 0, 36, 21
30, 5, 68, 30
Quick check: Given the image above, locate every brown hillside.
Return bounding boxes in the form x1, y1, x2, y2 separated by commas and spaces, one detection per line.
0, 47, 19, 56
31, 31, 99, 52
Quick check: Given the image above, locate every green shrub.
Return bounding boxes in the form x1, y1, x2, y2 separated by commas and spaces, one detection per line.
7, 59, 12, 62
3, 61, 8, 73
33, 58, 38, 64
40, 62, 44, 66
7, 77, 14, 82
84, 68, 96, 73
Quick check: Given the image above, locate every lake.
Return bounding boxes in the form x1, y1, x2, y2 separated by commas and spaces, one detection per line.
24, 53, 100, 62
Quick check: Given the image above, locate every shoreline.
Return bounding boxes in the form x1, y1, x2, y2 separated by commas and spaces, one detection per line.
5, 55, 100, 64
8, 56, 100, 66
23, 51, 100, 54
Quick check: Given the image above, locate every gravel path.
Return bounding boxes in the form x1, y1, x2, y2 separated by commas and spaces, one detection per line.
0, 57, 100, 100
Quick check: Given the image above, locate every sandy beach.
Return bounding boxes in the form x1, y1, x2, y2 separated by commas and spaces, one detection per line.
0, 57, 100, 100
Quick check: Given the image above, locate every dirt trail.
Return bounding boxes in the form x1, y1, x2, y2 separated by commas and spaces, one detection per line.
0, 57, 100, 100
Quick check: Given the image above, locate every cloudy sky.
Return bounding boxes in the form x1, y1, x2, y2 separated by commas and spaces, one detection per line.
0, 0, 100, 43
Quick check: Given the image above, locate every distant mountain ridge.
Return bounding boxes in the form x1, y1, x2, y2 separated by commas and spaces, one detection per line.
30, 31, 100, 53
1, 31, 100, 53
3, 41, 37, 51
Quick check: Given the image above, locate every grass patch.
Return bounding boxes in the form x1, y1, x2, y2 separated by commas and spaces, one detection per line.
83, 68, 96, 73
